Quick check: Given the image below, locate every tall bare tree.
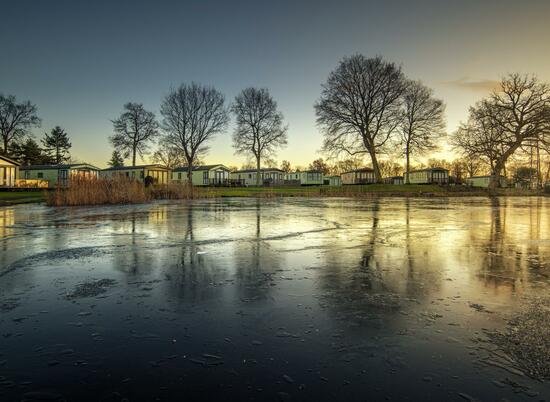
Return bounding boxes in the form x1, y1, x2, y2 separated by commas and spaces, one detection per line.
110, 102, 159, 166
231, 88, 287, 186
161, 83, 229, 186
0, 94, 41, 154
452, 74, 550, 189
315, 55, 406, 182
399, 80, 446, 183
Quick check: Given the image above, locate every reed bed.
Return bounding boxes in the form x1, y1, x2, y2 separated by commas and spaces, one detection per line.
46, 177, 209, 206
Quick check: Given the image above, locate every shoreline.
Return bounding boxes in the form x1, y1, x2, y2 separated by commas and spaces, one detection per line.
0, 185, 547, 206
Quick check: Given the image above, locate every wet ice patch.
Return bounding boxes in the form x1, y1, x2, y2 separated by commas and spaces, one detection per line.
0, 298, 20, 312
2, 247, 105, 277
487, 297, 550, 380
65, 278, 117, 299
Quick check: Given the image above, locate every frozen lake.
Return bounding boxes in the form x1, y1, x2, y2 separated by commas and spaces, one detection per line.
1, 197, 550, 401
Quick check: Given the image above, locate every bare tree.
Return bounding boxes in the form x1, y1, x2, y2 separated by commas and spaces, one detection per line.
399, 80, 446, 183
151, 138, 185, 170
315, 55, 406, 182
450, 159, 466, 183
426, 158, 451, 170
280, 160, 292, 173
460, 155, 484, 178
161, 83, 229, 186
308, 158, 330, 175
0, 94, 41, 154
330, 158, 364, 175
231, 88, 287, 186
111, 103, 159, 166
378, 160, 403, 178
452, 74, 550, 189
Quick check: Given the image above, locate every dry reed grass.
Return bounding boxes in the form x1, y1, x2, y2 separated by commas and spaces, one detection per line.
46, 177, 208, 206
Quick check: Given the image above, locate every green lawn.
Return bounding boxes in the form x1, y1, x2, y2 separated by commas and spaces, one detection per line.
205, 184, 450, 197
0, 191, 47, 205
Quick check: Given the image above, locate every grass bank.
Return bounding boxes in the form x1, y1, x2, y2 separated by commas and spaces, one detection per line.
204, 184, 540, 198
0, 183, 544, 206
0, 190, 47, 205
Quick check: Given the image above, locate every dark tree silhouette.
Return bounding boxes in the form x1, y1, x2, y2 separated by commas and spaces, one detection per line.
231, 88, 287, 186
452, 74, 550, 189
10, 138, 48, 165
400, 80, 446, 183
108, 150, 124, 167
42, 126, 72, 164
110, 102, 159, 166
161, 83, 229, 186
0, 94, 41, 154
315, 55, 406, 182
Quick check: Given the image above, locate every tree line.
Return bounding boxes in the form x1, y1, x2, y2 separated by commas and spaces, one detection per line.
2, 54, 550, 189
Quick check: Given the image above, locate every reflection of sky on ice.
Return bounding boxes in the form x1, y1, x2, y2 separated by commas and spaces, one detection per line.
0, 197, 549, 401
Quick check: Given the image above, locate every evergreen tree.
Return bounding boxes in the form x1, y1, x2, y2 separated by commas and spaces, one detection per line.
108, 150, 124, 167
10, 138, 48, 165
42, 126, 72, 164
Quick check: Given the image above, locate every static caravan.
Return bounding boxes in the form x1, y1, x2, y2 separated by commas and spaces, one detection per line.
284, 171, 324, 186
101, 165, 170, 184
0, 155, 20, 187
230, 168, 285, 186
465, 175, 507, 188
20, 163, 100, 188
404, 168, 449, 185
172, 164, 231, 186
341, 168, 376, 185
323, 176, 342, 186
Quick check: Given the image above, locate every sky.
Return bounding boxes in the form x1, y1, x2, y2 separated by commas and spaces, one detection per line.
2, 0, 550, 168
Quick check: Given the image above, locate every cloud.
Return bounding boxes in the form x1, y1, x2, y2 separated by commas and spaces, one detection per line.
443, 78, 501, 92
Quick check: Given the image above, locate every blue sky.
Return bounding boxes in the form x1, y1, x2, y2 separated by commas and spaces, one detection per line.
2, 0, 550, 168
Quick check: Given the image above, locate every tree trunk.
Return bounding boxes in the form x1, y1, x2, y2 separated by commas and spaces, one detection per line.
405, 144, 410, 185
132, 145, 137, 166
256, 156, 261, 186
489, 161, 505, 190
3, 137, 8, 155
187, 164, 193, 189
369, 150, 383, 183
